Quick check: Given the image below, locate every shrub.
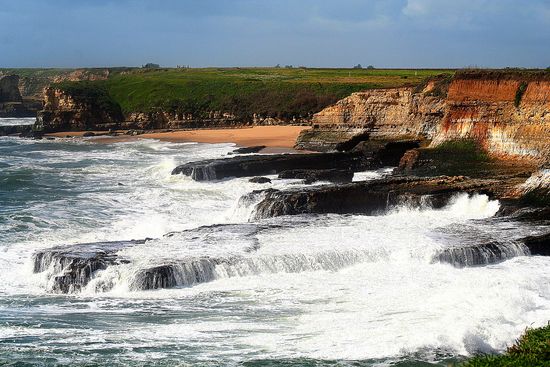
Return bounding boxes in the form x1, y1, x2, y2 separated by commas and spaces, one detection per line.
515, 81, 528, 107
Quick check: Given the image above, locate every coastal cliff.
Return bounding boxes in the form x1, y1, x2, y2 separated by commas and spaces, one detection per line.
432, 73, 550, 160
33, 69, 550, 164
0, 75, 39, 117
36, 87, 123, 131
303, 71, 550, 162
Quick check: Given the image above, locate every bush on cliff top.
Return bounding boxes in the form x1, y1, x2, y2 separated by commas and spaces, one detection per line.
461, 324, 550, 367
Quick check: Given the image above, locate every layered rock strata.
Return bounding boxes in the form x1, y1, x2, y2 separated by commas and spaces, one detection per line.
303, 72, 550, 162
36, 88, 123, 131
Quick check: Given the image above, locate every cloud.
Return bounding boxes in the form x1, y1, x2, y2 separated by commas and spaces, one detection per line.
0, 0, 548, 68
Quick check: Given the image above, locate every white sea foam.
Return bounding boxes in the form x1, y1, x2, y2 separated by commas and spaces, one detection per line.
0, 137, 549, 365
0, 117, 35, 126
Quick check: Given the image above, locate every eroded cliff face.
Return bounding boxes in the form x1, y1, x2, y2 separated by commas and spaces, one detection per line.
0, 75, 38, 117
0, 75, 23, 103
308, 73, 550, 162
431, 78, 550, 160
36, 88, 122, 132
313, 87, 445, 140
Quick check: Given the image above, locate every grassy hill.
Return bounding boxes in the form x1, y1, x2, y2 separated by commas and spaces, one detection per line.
51, 67, 453, 120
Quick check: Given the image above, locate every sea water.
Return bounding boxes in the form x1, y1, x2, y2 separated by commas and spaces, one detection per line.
1, 130, 549, 366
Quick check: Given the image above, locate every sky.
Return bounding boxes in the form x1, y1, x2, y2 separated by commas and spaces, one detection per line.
1, 0, 549, 68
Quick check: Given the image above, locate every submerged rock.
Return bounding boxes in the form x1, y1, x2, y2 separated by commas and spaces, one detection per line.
32, 224, 262, 294
32, 221, 550, 294
130, 259, 223, 290
33, 240, 143, 293
434, 241, 529, 267
249, 176, 272, 184
434, 232, 550, 267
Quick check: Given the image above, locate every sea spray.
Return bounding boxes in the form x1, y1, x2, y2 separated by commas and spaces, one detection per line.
1, 135, 550, 365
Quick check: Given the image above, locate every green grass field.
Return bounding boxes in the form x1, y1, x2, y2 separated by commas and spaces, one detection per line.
43, 67, 452, 119
104, 68, 452, 115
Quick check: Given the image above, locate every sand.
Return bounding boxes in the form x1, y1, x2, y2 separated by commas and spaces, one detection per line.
48, 126, 310, 153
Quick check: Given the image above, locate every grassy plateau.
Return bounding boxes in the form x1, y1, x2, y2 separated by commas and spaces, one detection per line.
44, 67, 452, 120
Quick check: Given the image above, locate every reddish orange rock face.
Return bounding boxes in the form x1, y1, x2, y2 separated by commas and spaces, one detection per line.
447, 79, 520, 103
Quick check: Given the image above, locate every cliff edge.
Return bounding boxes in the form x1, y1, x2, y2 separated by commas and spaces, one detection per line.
302, 71, 550, 162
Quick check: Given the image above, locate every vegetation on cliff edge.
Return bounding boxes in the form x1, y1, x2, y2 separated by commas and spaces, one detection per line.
461, 324, 550, 367
53, 68, 452, 120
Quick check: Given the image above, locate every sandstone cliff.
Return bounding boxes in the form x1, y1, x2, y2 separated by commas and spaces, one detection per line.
36, 87, 123, 132
305, 71, 550, 162
0, 75, 23, 103
432, 74, 550, 161
0, 75, 38, 117
38, 91, 311, 133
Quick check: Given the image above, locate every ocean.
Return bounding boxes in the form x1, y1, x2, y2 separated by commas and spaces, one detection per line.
1, 127, 550, 366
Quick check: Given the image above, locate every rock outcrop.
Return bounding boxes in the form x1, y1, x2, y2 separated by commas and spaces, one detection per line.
36, 87, 123, 132
434, 241, 529, 268
0, 75, 37, 117
432, 73, 550, 161
172, 139, 420, 182
34, 222, 549, 294
278, 169, 354, 184
172, 152, 372, 181
0, 75, 23, 103
519, 165, 550, 206
33, 240, 141, 293
248, 176, 499, 219
303, 71, 550, 163
312, 87, 446, 140
230, 145, 266, 154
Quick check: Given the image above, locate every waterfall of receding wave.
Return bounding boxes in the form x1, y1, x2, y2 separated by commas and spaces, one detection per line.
1, 133, 550, 366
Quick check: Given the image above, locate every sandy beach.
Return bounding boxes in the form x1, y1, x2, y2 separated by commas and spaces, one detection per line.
48, 125, 310, 153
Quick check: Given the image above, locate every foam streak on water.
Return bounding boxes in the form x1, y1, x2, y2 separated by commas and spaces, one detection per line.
0, 117, 36, 126
0, 135, 549, 366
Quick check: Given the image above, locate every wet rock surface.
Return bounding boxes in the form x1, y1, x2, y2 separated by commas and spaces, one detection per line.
351, 140, 421, 166
33, 240, 143, 293
250, 176, 499, 219
249, 176, 272, 184
172, 151, 373, 181
434, 231, 550, 267
434, 241, 529, 267
33, 218, 550, 294
278, 169, 354, 184
33, 224, 263, 293
230, 145, 266, 154
522, 233, 550, 256
171, 138, 421, 182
